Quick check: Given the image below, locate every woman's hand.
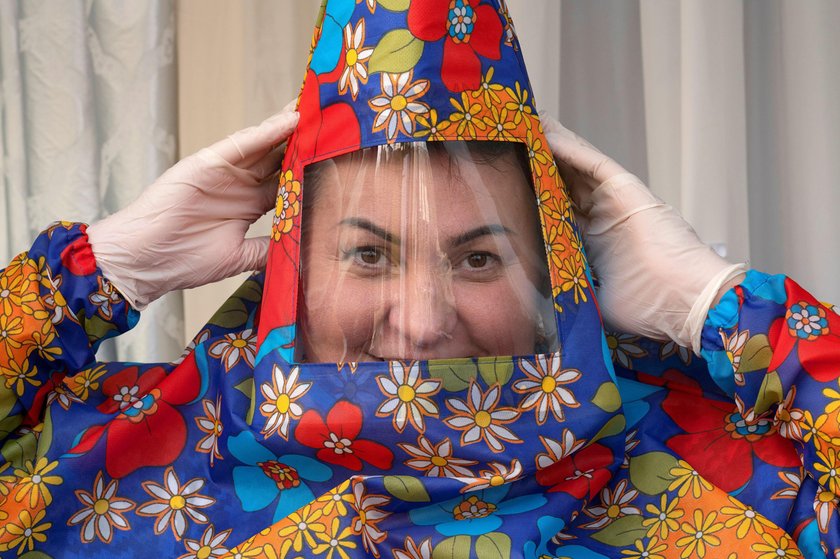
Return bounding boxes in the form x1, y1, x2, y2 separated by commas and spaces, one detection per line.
87, 103, 299, 309
542, 115, 746, 353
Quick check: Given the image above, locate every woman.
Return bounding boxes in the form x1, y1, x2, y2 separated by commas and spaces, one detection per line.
1, 1, 837, 557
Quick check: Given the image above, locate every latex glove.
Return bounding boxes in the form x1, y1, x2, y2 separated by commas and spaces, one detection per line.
87, 104, 300, 310
542, 115, 746, 353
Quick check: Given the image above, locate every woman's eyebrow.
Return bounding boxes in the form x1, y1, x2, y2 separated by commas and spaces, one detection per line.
339, 218, 398, 244
450, 224, 512, 247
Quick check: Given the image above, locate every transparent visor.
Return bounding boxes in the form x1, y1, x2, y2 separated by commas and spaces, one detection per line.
297, 141, 559, 363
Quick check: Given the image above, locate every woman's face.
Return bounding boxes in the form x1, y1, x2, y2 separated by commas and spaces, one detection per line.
299, 143, 550, 363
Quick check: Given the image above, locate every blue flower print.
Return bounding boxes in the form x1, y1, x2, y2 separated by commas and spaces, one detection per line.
409, 485, 546, 536
228, 430, 333, 522
310, 0, 355, 75
522, 514, 565, 558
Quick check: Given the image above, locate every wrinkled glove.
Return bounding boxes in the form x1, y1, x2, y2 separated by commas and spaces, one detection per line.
87, 104, 299, 310
543, 115, 746, 353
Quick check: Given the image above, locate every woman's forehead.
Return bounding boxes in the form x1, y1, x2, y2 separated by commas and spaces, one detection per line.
310, 143, 534, 213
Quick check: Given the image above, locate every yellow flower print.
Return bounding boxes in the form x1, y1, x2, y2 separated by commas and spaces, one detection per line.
472, 67, 504, 107
67, 364, 107, 401
1, 356, 41, 397
276, 504, 327, 553
620, 536, 668, 559
668, 460, 713, 498
558, 257, 589, 304
543, 224, 566, 271
524, 129, 550, 176
481, 105, 517, 141
674, 510, 724, 558
800, 410, 833, 450
2, 509, 51, 555
0, 273, 30, 317
720, 495, 776, 538
12, 457, 63, 508
504, 81, 534, 126
369, 70, 430, 142
750, 531, 802, 559
22, 323, 62, 362
814, 446, 840, 494
0, 313, 24, 357
449, 92, 487, 139
822, 379, 840, 414
642, 493, 684, 539
272, 170, 301, 241
312, 517, 357, 559
316, 479, 353, 516
227, 537, 265, 559
415, 109, 452, 141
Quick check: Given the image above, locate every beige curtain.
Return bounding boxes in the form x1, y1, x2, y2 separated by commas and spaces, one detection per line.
177, 0, 321, 339
507, 0, 839, 304
0, 0, 183, 362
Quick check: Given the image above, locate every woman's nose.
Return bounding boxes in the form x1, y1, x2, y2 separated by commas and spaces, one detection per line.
389, 268, 457, 349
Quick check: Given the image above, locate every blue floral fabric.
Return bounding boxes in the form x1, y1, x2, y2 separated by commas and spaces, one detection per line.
0, 224, 837, 558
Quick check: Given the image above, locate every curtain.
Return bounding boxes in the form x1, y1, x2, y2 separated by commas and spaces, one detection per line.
507, 0, 840, 303
0, 0, 182, 362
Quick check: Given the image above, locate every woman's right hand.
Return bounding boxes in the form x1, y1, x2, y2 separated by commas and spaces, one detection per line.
87, 103, 299, 310
542, 115, 746, 353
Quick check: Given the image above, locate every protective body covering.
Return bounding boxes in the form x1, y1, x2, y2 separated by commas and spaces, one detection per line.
0, 1, 838, 558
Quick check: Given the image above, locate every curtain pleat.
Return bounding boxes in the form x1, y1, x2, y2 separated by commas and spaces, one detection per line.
0, 0, 182, 362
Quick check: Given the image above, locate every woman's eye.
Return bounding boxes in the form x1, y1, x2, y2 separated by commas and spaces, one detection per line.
467, 253, 490, 268
357, 248, 383, 265
457, 252, 501, 276
341, 246, 391, 272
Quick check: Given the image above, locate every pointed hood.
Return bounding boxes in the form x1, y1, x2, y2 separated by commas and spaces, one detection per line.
258, 0, 607, 373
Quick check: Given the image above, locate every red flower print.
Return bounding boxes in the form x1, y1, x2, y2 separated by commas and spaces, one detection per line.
535, 440, 614, 500
767, 277, 840, 382
408, 0, 503, 92
69, 356, 204, 479
662, 371, 799, 492
295, 400, 394, 471
294, 69, 362, 165
60, 233, 98, 276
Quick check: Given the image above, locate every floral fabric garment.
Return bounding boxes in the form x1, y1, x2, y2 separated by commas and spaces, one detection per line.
0, 224, 837, 558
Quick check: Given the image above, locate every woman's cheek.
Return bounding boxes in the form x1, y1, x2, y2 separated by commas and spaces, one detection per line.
455, 281, 538, 355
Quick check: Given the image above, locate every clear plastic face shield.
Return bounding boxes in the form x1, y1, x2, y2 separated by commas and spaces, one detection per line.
298, 141, 558, 363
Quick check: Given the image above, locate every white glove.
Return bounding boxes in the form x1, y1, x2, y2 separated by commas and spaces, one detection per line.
87, 104, 299, 310
542, 116, 746, 353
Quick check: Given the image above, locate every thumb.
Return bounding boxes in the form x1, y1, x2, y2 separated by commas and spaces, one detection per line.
230, 236, 271, 275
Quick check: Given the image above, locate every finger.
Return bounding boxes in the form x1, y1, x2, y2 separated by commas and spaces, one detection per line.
232, 236, 271, 274
248, 143, 286, 181
259, 174, 281, 215
210, 110, 299, 166
555, 159, 598, 211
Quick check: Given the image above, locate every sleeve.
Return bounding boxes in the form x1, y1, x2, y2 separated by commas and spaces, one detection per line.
0, 222, 140, 428
701, 270, 840, 504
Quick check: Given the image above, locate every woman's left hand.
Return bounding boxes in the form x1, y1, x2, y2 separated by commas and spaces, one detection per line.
87, 103, 299, 309
542, 115, 746, 353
